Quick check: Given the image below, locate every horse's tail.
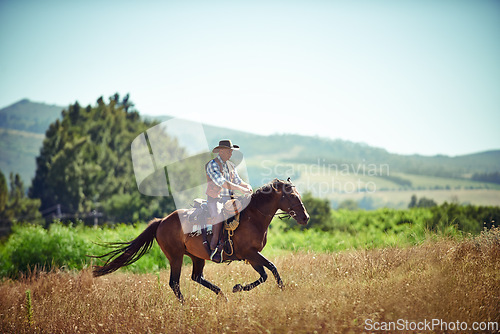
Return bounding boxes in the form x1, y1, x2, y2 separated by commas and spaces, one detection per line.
92, 218, 162, 277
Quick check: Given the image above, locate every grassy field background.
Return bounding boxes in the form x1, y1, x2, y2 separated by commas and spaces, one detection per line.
1, 229, 499, 333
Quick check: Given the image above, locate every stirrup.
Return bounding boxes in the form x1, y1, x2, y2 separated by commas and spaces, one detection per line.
203, 240, 211, 256
210, 248, 222, 263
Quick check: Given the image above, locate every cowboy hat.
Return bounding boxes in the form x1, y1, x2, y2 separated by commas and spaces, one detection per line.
212, 139, 240, 153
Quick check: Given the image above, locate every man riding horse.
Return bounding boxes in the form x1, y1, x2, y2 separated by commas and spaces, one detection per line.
93, 140, 309, 302
205, 140, 253, 262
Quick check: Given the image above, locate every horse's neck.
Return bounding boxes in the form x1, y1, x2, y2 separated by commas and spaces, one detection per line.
248, 190, 280, 229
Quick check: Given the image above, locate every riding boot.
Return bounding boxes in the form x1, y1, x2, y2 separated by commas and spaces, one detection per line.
201, 226, 211, 258
210, 222, 222, 263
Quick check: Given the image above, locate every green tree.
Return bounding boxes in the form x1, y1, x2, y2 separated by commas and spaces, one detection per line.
0, 170, 42, 236
417, 197, 437, 208
9, 173, 24, 205
409, 195, 437, 208
29, 95, 183, 223
409, 195, 417, 208
282, 192, 333, 231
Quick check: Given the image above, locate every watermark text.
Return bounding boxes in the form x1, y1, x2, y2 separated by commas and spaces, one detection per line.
364, 318, 498, 332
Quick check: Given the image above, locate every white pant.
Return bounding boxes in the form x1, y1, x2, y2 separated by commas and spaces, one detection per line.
207, 196, 230, 225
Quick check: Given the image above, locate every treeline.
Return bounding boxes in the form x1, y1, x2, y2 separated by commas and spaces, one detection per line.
472, 172, 500, 184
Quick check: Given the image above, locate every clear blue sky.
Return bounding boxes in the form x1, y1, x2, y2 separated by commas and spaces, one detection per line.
1, 0, 499, 156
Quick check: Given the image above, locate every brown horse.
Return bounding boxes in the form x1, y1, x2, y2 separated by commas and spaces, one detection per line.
93, 178, 309, 302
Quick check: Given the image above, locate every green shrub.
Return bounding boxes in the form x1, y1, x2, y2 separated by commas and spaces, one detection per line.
0, 222, 171, 278
427, 203, 500, 234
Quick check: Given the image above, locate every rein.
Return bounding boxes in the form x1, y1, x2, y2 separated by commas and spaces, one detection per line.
252, 187, 303, 220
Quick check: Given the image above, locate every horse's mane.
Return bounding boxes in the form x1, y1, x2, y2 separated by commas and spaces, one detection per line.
223, 179, 293, 217
252, 178, 278, 195
247, 178, 291, 207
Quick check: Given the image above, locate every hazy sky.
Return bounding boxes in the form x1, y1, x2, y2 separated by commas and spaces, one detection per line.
1, 0, 499, 156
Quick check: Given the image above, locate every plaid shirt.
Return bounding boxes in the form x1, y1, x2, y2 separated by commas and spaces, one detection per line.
206, 155, 242, 197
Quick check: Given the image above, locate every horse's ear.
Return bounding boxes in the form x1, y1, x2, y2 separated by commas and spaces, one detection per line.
287, 177, 291, 182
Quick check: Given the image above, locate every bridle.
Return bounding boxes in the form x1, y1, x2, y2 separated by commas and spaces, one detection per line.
253, 182, 304, 220
280, 185, 304, 220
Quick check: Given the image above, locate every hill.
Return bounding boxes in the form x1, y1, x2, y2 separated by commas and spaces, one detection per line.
0, 99, 63, 134
0, 99, 64, 183
0, 128, 44, 187
150, 115, 500, 208
149, 115, 500, 177
1, 99, 499, 209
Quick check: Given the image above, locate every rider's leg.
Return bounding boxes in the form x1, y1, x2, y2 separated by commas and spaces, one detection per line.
210, 221, 222, 251
207, 197, 223, 262
209, 220, 223, 263
211, 196, 231, 251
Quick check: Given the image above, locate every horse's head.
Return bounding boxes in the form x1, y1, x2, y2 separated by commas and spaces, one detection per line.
276, 178, 310, 225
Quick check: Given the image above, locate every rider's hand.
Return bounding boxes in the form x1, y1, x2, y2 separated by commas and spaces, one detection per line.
241, 185, 253, 194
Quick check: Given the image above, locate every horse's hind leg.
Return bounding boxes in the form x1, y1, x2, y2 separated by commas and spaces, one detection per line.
233, 251, 283, 292
190, 255, 223, 296
168, 257, 184, 302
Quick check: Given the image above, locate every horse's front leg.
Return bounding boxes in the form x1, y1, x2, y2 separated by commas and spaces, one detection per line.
190, 256, 224, 296
233, 263, 267, 292
233, 251, 283, 292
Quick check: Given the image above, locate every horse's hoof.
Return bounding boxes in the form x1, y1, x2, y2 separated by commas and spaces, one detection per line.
217, 292, 229, 302
232, 284, 243, 293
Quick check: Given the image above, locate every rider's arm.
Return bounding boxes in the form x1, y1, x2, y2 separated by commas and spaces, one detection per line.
226, 161, 253, 193
221, 180, 252, 194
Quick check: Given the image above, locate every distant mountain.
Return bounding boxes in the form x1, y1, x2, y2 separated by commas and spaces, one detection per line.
149, 115, 500, 178
0, 99, 64, 134
0, 99, 64, 183
0, 128, 44, 186
1, 99, 500, 195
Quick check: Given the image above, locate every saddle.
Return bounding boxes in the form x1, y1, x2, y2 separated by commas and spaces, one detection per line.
187, 198, 242, 260
187, 198, 241, 232
188, 199, 210, 227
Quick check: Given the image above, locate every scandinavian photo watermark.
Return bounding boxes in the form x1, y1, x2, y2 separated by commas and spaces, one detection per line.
260, 159, 390, 196
364, 318, 499, 332
130, 118, 251, 234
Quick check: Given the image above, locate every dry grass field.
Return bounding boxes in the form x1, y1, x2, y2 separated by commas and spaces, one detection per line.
1, 230, 499, 333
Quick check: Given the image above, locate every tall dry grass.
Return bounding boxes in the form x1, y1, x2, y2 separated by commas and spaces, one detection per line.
1, 229, 499, 333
